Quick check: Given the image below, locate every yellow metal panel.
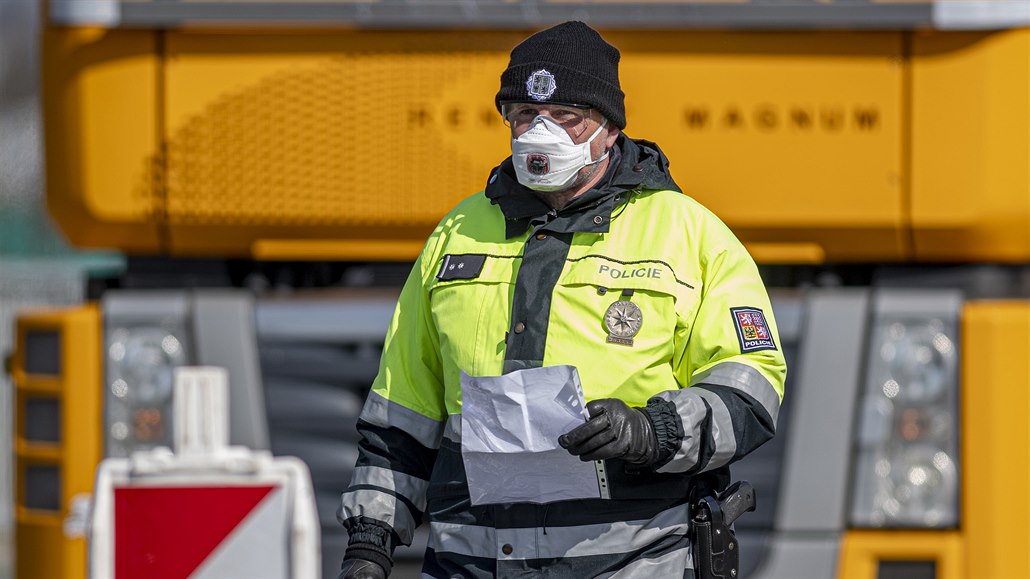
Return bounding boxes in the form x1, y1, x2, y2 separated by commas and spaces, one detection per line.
42, 27, 162, 252
13, 438, 62, 462
11, 376, 61, 394
13, 306, 102, 579
743, 241, 826, 265
961, 301, 1029, 579
252, 238, 428, 261
48, 28, 1030, 263
613, 31, 906, 262
838, 530, 963, 579
911, 30, 1030, 261
12, 519, 64, 579
160, 30, 904, 261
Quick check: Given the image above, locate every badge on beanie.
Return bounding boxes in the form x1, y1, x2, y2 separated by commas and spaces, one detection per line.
526, 69, 557, 101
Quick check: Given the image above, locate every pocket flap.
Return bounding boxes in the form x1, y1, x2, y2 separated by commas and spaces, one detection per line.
429, 254, 519, 289
560, 256, 693, 299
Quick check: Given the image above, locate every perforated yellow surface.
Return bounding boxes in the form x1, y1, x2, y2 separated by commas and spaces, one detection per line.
163, 32, 516, 255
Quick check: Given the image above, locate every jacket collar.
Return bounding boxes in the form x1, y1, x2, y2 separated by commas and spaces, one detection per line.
485, 136, 681, 239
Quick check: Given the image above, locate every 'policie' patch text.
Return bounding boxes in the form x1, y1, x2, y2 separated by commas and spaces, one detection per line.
730, 307, 777, 353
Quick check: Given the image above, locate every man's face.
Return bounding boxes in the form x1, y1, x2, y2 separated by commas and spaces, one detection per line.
503, 103, 618, 164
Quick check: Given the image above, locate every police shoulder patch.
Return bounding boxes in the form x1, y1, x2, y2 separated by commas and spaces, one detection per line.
730, 307, 777, 353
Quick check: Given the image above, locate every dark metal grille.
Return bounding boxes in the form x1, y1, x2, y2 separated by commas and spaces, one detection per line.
24, 329, 61, 376
24, 397, 61, 443
878, 560, 937, 579
24, 465, 61, 511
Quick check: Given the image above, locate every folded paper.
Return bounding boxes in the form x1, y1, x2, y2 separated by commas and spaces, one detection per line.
460, 365, 602, 505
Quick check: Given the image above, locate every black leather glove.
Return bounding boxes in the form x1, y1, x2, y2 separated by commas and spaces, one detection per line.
338, 558, 387, 579
558, 398, 659, 466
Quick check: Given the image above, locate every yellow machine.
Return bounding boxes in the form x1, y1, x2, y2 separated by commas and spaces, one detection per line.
10, 1, 1029, 578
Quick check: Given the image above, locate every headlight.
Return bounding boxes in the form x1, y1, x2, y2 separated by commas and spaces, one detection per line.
103, 293, 192, 457
850, 292, 961, 528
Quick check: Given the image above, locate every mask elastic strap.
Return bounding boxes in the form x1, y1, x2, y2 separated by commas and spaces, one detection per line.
584, 117, 610, 166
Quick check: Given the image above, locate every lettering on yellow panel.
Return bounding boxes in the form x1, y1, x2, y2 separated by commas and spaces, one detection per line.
406, 106, 504, 131
680, 104, 881, 133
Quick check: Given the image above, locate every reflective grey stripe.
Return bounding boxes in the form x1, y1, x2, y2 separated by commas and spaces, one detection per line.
653, 389, 707, 474
443, 413, 461, 443
359, 390, 445, 450
427, 520, 494, 557
595, 545, 694, 578
349, 465, 429, 512
428, 503, 690, 559
692, 361, 781, 426
693, 388, 738, 472
338, 487, 419, 544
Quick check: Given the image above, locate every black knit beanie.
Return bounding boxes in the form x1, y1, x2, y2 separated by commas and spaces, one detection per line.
495, 21, 626, 129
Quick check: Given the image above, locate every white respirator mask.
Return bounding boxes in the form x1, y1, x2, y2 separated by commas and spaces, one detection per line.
511, 115, 609, 192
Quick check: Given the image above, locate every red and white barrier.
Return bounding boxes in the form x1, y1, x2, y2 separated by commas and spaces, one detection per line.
89, 367, 320, 578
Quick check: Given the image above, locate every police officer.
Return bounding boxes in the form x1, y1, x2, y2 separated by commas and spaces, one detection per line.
338, 21, 786, 579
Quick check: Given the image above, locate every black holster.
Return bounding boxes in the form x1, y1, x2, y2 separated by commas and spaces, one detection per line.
690, 480, 756, 579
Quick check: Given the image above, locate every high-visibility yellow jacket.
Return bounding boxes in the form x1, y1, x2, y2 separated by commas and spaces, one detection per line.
339, 137, 787, 578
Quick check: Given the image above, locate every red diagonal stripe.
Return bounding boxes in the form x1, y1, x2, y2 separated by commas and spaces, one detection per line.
114, 485, 275, 579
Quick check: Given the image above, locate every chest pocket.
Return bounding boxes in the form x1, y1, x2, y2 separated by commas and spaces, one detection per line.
559, 257, 693, 337
548, 257, 697, 403
428, 254, 519, 380
560, 257, 692, 304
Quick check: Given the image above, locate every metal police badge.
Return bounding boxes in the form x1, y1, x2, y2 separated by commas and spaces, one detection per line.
604, 300, 643, 346
526, 69, 557, 101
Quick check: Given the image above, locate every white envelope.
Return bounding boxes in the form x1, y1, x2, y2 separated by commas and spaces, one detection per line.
460, 365, 602, 505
